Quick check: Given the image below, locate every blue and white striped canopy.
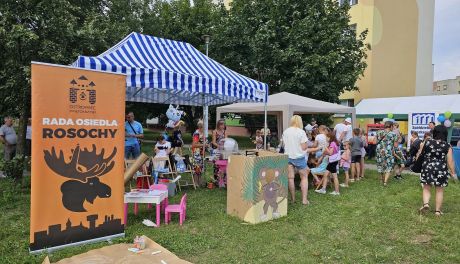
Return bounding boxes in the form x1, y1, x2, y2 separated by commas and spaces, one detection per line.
72, 32, 268, 106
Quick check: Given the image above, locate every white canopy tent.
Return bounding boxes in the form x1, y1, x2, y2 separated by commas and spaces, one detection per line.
356, 94, 460, 119
216, 92, 356, 136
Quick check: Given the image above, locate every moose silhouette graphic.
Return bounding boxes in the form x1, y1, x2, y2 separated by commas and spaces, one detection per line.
44, 144, 117, 212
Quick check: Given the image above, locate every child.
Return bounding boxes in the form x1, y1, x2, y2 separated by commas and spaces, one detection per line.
311, 155, 329, 187
254, 130, 264, 150
349, 128, 364, 182
172, 121, 185, 155
311, 125, 329, 158
153, 135, 172, 184
315, 130, 341, 195
340, 141, 352, 187
155, 135, 171, 157
393, 146, 406, 180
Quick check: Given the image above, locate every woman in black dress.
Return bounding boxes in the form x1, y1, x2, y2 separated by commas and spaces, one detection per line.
419, 125, 458, 216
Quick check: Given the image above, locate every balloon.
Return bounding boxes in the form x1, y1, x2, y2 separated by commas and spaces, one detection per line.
444, 119, 452, 128
437, 115, 445, 123
359, 118, 364, 123
445, 111, 452, 119
387, 113, 394, 119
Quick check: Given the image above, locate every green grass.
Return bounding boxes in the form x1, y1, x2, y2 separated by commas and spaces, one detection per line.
225, 118, 244, 127
1, 169, 460, 263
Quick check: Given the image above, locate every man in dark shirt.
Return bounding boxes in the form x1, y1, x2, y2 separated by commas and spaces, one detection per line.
405, 131, 422, 167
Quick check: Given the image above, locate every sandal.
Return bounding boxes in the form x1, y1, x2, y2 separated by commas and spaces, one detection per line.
383, 181, 388, 187
419, 203, 430, 214
435, 210, 443, 217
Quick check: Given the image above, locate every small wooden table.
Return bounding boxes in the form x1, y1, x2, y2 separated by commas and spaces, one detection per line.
124, 189, 168, 227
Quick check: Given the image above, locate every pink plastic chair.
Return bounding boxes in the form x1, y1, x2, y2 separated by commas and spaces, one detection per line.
164, 194, 187, 225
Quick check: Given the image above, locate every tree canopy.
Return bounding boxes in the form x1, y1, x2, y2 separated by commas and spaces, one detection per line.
212, 0, 369, 103
0, 0, 368, 153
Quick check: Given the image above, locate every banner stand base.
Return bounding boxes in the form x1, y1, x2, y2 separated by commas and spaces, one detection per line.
29, 233, 125, 255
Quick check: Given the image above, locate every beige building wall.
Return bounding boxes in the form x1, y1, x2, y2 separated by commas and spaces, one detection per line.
340, 0, 435, 105
433, 76, 460, 95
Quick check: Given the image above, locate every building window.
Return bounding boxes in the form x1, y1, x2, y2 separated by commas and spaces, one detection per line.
443, 85, 447, 91
339, 0, 358, 6
340, 99, 354, 107
437, 86, 440, 91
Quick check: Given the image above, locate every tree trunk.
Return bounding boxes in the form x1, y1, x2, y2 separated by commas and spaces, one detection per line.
16, 108, 28, 156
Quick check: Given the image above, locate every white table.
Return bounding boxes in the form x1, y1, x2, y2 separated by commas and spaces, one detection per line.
124, 189, 168, 227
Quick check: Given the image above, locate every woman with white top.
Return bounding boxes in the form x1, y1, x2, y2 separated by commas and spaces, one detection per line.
282, 115, 310, 205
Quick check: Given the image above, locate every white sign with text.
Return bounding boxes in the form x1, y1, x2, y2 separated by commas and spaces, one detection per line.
408, 112, 438, 147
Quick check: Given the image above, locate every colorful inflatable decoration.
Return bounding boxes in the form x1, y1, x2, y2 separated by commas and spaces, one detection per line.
387, 113, 394, 119
444, 111, 452, 119
444, 119, 452, 128
437, 114, 446, 123
166, 104, 185, 128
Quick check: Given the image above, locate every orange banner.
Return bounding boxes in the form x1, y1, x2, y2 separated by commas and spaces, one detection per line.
30, 62, 126, 252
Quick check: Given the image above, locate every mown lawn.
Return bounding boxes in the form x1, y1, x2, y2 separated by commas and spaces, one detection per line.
1, 169, 460, 263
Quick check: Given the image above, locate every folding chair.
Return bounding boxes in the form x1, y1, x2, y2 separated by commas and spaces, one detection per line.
152, 156, 177, 185
125, 158, 152, 190
175, 155, 197, 190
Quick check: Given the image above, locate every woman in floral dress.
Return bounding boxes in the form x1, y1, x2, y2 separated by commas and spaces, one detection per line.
419, 125, 458, 216
376, 121, 398, 186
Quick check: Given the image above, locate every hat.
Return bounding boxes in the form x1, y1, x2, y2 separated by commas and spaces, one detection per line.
344, 117, 352, 124
305, 124, 313, 132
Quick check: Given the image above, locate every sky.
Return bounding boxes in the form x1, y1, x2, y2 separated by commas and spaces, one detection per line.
433, 0, 460, 81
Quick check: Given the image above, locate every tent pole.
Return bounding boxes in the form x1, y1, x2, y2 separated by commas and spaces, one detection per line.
264, 99, 268, 150
202, 95, 208, 183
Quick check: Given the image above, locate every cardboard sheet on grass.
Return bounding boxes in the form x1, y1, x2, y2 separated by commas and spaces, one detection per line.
227, 151, 288, 224
42, 236, 192, 263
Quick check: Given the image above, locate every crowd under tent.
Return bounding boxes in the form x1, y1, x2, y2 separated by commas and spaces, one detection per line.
72, 32, 269, 145
356, 94, 460, 119
216, 92, 356, 137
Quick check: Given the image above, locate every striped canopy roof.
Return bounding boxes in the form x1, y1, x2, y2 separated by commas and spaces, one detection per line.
72, 32, 268, 106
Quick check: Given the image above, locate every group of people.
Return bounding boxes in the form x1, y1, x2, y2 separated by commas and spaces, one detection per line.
282, 115, 458, 216
124, 111, 230, 188
282, 116, 367, 205
376, 120, 458, 216
190, 119, 228, 186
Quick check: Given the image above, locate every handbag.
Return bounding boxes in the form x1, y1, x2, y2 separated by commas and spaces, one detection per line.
411, 144, 425, 173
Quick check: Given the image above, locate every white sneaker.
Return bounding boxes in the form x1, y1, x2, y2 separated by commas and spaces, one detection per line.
339, 183, 349, 188
315, 189, 326, 194
330, 191, 340, 196
260, 214, 268, 221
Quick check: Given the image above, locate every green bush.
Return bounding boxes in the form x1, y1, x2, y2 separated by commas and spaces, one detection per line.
0, 155, 25, 181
